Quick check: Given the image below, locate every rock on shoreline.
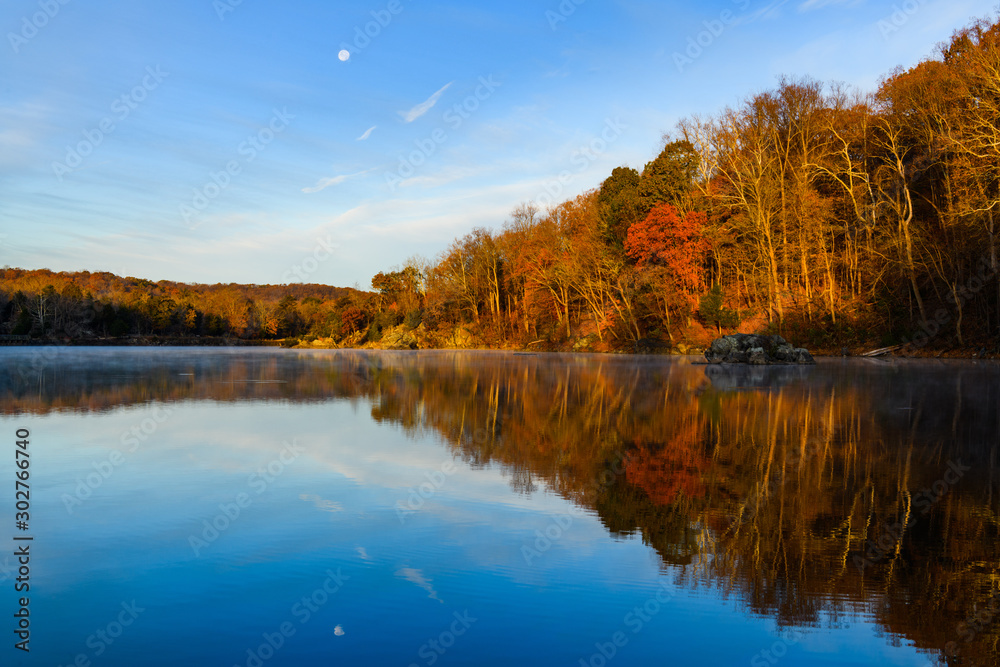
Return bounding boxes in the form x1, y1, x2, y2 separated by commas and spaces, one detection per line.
706, 334, 815, 365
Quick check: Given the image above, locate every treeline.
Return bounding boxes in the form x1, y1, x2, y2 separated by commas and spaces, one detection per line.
0, 268, 365, 342
362, 15, 1000, 353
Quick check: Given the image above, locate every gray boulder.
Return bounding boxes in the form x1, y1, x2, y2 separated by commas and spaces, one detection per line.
705, 333, 815, 365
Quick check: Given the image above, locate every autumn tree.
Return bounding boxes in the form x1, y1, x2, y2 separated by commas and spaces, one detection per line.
939, 20, 1000, 335
597, 167, 643, 250
625, 203, 709, 336
638, 140, 700, 216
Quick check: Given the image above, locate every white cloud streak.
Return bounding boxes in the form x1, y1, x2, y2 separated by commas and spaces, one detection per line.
301, 168, 374, 194
396, 567, 443, 603
798, 0, 860, 11
398, 82, 453, 123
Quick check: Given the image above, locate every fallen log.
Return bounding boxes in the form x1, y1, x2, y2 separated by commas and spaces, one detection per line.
861, 344, 905, 357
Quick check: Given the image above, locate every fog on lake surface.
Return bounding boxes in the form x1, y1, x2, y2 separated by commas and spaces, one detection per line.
1, 347, 998, 666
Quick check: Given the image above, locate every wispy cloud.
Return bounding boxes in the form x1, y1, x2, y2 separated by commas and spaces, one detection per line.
0, 101, 50, 170
398, 82, 453, 123
302, 168, 374, 194
299, 493, 343, 512
744, 0, 793, 22
798, 0, 860, 11
356, 125, 377, 141
396, 567, 443, 603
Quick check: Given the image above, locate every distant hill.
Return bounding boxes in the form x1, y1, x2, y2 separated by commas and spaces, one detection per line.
0, 267, 372, 342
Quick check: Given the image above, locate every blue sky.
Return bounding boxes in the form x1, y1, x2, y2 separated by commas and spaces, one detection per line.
0, 0, 995, 288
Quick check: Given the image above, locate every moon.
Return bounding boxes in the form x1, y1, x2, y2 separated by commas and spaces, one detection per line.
338, 50, 350, 62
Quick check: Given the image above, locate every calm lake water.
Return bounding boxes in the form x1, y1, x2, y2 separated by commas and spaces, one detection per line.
2, 348, 999, 666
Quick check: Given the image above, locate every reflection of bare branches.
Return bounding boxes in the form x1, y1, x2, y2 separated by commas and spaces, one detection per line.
509, 466, 537, 495
3, 350, 1000, 663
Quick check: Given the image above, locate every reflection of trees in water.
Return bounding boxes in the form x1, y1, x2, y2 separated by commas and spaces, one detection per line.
626, 417, 707, 505
4, 350, 1000, 664
509, 466, 538, 495
690, 365, 1000, 665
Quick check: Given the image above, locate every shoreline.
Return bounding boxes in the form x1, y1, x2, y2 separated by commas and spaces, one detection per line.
1, 337, 997, 360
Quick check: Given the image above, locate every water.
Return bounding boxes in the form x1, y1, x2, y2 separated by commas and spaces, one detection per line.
1, 347, 998, 666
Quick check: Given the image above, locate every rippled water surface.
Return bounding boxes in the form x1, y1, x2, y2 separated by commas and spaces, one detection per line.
2, 347, 999, 666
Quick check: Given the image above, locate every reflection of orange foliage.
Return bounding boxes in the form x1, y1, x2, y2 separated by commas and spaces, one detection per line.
625, 420, 706, 505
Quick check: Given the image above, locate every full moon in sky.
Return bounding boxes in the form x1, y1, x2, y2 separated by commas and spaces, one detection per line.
338, 50, 350, 62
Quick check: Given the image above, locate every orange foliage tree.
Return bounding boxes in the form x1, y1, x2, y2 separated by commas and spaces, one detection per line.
624, 203, 709, 334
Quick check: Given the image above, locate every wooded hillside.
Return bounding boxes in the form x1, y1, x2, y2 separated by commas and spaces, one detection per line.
360, 16, 1000, 354
0, 267, 363, 342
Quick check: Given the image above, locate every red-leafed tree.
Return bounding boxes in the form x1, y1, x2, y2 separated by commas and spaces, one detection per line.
625, 203, 709, 287
339, 306, 368, 336
624, 203, 709, 333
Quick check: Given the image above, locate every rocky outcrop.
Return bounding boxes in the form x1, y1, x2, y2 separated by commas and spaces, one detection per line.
380, 328, 419, 350
705, 334, 815, 365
